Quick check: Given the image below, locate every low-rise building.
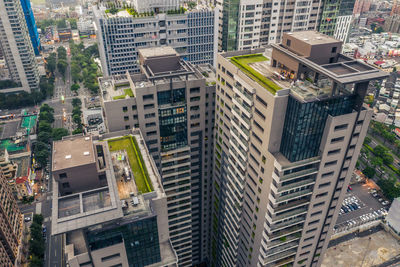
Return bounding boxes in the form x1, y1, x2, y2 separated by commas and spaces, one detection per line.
386, 197, 400, 235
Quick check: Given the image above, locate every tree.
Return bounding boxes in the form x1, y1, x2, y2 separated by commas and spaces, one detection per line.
56, 19, 67, 29
57, 59, 68, 78
363, 166, 376, 179
38, 121, 52, 133
371, 157, 383, 167
68, 18, 77, 30
37, 132, 51, 144
57, 46, 67, 60
382, 153, 394, 165
39, 111, 54, 124
72, 98, 81, 107
374, 145, 387, 157
46, 53, 57, 74
52, 128, 69, 141
34, 141, 48, 152
33, 214, 44, 225
35, 149, 49, 167
72, 128, 83, 134
377, 178, 400, 201
71, 83, 80, 93
40, 104, 54, 114
29, 255, 43, 267
363, 136, 371, 145
72, 114, 82, 125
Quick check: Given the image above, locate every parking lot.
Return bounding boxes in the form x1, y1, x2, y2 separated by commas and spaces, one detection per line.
334, 182, 389, 233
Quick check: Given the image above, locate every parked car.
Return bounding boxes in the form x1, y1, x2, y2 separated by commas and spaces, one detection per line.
24, 217, 31, 222
382, 201, 390, 206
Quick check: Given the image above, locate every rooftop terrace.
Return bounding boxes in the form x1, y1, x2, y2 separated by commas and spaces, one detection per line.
229, 54, 283, 95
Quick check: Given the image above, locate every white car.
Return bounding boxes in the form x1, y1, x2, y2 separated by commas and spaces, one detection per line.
382, 201, 390, 206
24, 217, 31, 222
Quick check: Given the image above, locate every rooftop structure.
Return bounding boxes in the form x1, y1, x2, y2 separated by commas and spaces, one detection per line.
51, 131, 177, 267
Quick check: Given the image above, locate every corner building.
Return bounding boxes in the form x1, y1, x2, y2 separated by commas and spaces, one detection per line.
212, 31, 388, 267
100, 47, 215, 266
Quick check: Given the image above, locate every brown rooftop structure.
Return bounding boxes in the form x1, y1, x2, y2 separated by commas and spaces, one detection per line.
285, 31, 340, 46
52, 135, 95, 172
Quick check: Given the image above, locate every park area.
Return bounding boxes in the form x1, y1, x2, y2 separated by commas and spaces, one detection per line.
107, 136, 152, 193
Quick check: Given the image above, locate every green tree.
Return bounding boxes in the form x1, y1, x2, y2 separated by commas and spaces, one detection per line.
364, 136, 372, 145
57, 46, 67, 60
72, 98, 81, 107
371, 156, 383, 167
29, 255, 43, 267
382, 153, 394, 165
374, 145, 387, 157
33, 214, 44, 225
37, 131, 51, 144
67, 18, 77, 29
72, 128, 83, 134
57, 59, 68, 78
35, 149, 49, 167
46, 53, 57, 73
377, 178, 400, 200
72, 114, 81, 125
56, 19, 67, 29
52, 128, 69, 141
39, 111, 54, 123
38, 121, 52, 133
71, 83, 80, 92
40, 103, 54, 114
363, 166, 376, 179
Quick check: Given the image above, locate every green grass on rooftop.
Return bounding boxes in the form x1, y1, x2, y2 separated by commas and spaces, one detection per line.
113, 88, 134, 100
231, 54, 282, 95
108, 136, 153, 193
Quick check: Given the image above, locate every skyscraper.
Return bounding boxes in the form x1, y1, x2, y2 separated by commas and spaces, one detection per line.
100, 47, 215, 266
0, 0, 40, 93
20, 0, 41, 55
211, 31, 388, 267
319, 0, 356, 42
94, 0, 218, 76
216, 0, 323, 51
0, 171, 23, 266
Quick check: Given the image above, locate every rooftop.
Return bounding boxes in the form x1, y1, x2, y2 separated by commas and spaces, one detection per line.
52, 135, 96, 171
139, 46, 178, 59
287, 31, 341, 45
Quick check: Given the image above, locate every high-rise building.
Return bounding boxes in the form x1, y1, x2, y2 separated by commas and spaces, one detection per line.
20, 0, 40, 55
99, 47, 215, 266
93, 0, 218, 76
216, 0, 324, 51
319, 0, 355, 42
51, 133, 178, 267
0, 171, 23, 266
211, 31, 388, 267
353, 0, 371, 16
0, 0, 40, 93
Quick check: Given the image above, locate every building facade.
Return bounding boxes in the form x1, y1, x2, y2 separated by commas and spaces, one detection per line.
0, 171, 23, 266
0, 0, 40, 93
100, 47, 215, 266
20, 0, 40, 55
216, 0, 324, 51
211, 31, 387, 267
94, 2, 218, 76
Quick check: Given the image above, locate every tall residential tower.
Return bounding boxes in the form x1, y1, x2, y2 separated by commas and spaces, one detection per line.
94, 0, 218, 76
0, 0, 40, 92
212, 31, 387, 267
100, 47, 215, 266
20, 0, 41, 55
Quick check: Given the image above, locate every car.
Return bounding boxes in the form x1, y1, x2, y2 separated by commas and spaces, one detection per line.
343, 207, 349, 213
24, 217, 31, 222
42, 226, 47, 233
378, 198, 383, 202
348, 185, 352, 191
372, 192, 378, 197
121, 200, 128, 208
382, 201, 390, 206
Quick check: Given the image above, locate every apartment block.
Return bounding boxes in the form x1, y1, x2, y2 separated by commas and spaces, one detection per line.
0, 0, 40, 92
51, 132, 177, 267
94, 1, 218, 76
216, 0, 324, 51
212, 31, 388, 267
0, 170, 23, 266
99, 47, 215, 266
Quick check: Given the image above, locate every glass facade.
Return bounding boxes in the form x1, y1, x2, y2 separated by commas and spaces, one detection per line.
20, 0, 40, 55
87, 216, 161, 267
221, 0, 240, 51
158, 88, 188, 152
280, 95, 355, 162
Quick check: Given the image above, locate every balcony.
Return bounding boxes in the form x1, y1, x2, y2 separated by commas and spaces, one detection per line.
275, 188, 313, 203
277, 178, 315, 193
267, 224, 303, 241
279, 168, 318, 182
269, 216, 306, 232
262, 240, 299, 258
273, 207, 308, 222
263, 248, 297, 265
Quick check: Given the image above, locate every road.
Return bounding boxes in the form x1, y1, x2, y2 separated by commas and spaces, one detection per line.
369, 136, 400, 169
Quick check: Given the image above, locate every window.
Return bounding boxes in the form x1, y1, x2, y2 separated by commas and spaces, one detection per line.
334, 124, 348, 131
308, 219, 320, 226
321, 171, 334, 178
124, 116, 129, 121
147, 131, 157, 136
331, 47, 337, 53
324, 160, 337, 167
146, 122, 156, 127
122, 106, 128, 112
144, 104, 154, 109
145, 113, 155, 119
319, 182, 331, 189
191, 96, 201, 102
286, 39, 291, 47
101, 253, 120, 262
143, 94, 154, 101
331, 136, 344, 143
256, 95, 268, 107
313, 201, 325, 208
132, 105, 137, 110
316, 192, 328, 198
62, 182, 70, 188
59, 173, 67, 179
190, 87, 200, 94
327, 149, 340, 156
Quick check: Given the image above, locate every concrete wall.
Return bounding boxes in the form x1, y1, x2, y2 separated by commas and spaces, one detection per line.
90, 241, 129, 267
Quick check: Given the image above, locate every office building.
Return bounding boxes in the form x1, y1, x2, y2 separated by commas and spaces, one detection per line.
99, 47, 215, 266
319, 0, 355, 42
20, 0, 40, 55
0, 0, 40, 93
216, 0, 323, 51
51, 133, 178, 267
94, 0, 218, 76
384, 15, 400, 34
211, 31, 388, 267
0, 171, 23, 266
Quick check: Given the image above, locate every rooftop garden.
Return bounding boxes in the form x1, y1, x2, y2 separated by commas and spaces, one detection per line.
105, 2, 186, 17
108, 136, 153, 193
230, 54, 282, 95
113, 88, 134, 100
